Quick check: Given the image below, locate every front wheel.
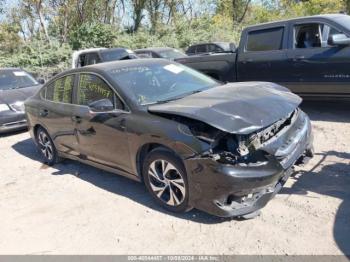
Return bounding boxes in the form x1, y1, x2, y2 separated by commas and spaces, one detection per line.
143, 149, 191, 213
35, 127, 61, 166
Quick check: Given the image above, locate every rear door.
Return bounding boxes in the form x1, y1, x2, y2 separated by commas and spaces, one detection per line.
72, 73, 132, 173
237, 24, 289, 83
40, 74, 79, 156
285, 19, 350, 96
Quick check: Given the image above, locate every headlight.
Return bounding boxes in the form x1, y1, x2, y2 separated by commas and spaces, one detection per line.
0, 104, 10, 112
10, 101, 25, 112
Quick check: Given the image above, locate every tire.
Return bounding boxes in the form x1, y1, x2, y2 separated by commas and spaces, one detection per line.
143, 148, 191, 213
35, 127, 61, 166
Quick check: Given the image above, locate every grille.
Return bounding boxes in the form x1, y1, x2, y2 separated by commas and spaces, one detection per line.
255, 109, 298, 145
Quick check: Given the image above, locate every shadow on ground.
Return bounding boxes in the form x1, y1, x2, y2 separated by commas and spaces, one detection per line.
281, 150, 350, 256
10, 101, 350, 237
300, 100, 350, 123
12, 137, 231, 224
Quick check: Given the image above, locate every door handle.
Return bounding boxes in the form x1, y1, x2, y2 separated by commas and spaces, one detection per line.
71, 115, 82, 123
39, 109, 48, 117
120, 118, 126, 130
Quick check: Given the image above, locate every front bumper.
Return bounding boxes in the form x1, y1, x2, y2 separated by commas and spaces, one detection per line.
0, 112, 27, 134
184, 110, 313, 218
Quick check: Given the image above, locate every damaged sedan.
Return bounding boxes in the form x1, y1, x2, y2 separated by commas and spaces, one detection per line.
25, 59, 313, 218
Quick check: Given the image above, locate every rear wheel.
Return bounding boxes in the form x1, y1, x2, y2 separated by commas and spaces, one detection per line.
36, 127, 61, 166
143, 149, 191, 213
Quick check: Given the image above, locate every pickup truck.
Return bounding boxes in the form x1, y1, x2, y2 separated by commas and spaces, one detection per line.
176, 14, 350, 98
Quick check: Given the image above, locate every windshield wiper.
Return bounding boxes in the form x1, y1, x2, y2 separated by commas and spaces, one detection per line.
155, 89, 204, 104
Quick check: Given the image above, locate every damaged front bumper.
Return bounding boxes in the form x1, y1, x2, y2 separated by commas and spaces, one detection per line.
184, 110, 313, 218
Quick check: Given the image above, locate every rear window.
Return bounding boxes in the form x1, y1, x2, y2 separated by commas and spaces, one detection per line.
45, 75, 74, 103
246, 27, 284, 51
196, 45, 207, 53
186, 46, 196, 54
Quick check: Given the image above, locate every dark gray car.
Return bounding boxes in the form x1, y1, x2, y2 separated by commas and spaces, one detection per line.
185, 42, 236, 56
25, 59, 313, 218
134, 47, 187, 60
0, 68, 41, 133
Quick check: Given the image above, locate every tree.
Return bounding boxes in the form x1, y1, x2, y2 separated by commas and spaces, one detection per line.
22, 0, 52, 44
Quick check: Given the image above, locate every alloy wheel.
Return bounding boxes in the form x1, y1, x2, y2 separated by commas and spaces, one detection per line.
148, 159, 186, 206
37, 130, 54, 161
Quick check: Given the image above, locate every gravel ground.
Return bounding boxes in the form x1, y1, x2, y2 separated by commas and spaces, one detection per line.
0, 101, 349, 255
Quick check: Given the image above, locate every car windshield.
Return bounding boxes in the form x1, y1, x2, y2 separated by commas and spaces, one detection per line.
109, 62, 219, 105
0, 70, 38, 90
158, 49, 187, 59
100, 49, 137, 61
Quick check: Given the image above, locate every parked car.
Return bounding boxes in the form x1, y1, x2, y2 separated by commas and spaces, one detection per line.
177, 14, 350, 98
72, 47, 138, 68
25, 59, 313, 218
134, 47, 187, 60
185, 42, 236, 56
0, 68, 42, 133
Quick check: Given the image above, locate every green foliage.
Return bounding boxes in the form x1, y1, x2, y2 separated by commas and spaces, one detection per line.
69, 23, 118, 50
0, 0, 348, 79
0, 23, 23, 53
0, 40, 72, 79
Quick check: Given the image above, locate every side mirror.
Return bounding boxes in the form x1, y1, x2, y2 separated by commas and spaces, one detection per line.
88, 99, 114, 112
328, 33, 350, 46
229, 43, 237, 52
38, 78, 45, 84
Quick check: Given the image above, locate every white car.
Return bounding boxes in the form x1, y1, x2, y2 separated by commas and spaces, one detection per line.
71, 48, 138, 68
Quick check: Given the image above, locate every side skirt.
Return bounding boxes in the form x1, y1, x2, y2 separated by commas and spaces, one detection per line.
58, 151, 142, 183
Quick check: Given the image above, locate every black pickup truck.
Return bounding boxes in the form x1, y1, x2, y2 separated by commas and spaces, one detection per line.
176, 14, 350, 98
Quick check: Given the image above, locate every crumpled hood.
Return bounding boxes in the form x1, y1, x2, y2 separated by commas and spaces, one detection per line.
148, 82, 302, 134
0, 85, 41, 105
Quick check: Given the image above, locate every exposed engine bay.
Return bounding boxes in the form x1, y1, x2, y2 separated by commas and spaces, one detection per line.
163, 109, 299, 166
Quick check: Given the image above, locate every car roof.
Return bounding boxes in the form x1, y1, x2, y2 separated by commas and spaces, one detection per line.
72, 48, 107, 56
57, 58, 171, 78
189, 42, 231, 46
135, 47, 175, 52
245, 14, 348, 29
0, 68, 23, 71
99, 47, 134, 54
88, 58, 169, 70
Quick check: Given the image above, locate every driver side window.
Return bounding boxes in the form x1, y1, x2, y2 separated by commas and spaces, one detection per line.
78, 74, 124, 110
294, 23, 342, 48
294, 23, 322, 48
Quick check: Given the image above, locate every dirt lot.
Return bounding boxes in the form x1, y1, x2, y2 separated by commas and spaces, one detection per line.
0, 101, 349, 255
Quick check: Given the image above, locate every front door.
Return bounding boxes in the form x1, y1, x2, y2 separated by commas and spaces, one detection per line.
72, 73, 132, 173
285, 21, 350, 97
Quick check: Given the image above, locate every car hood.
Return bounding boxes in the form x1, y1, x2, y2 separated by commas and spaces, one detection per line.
0, 85, 41, 105
148, 82, 302, 134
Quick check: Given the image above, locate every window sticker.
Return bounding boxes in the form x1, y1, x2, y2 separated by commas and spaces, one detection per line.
13, 71, 28, 76
164, 64, 184, 74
